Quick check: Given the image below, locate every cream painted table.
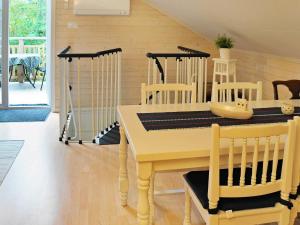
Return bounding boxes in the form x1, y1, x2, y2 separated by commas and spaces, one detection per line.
118, 100, 300, 225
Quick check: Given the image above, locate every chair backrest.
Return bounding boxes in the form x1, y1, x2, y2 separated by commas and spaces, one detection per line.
273, 80, 300, 100
141, 83, 196, 105
291, 116, 300, 198
211, 81, 263, 103
208, 121, 296, 211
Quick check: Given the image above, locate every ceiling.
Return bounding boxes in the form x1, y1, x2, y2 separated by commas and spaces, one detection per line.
146, 0, 300, 58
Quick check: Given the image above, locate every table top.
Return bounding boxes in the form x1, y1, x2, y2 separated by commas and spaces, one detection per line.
0, 53, 40, 61
8, 54, 41, 72
118, 100, 300, 162
9, 53, 40, 59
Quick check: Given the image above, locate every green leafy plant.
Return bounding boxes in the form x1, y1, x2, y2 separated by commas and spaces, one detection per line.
9, 0, 46, 42
215, 34, 234, 49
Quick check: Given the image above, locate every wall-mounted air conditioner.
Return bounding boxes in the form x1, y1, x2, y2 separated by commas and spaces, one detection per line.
73, 0, 130, 16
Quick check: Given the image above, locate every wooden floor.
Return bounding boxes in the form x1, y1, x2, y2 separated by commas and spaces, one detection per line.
0, 113, 299, 225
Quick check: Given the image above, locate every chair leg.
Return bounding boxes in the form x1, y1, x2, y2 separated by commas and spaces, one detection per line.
184, 187, 192, 225
207, 215, 218, 225
279, 207, 291, 225
9, 66, 13, 82
33, 69, 37, 86
40, 71, 46, 91
23, 65, 35, 88
148, 173, 154, 225
289, 201, 297, 225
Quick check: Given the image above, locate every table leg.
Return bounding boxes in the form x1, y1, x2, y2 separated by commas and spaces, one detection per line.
119, 126, 129, 207
149, 173, 154, 224
9, 66, 13, 81
23, 65, 35, 88
184, 187, 192, 225
137, 162, 152, 225
16, 65, 24, 83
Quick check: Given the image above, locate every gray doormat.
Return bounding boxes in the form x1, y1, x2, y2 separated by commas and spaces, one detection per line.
0, 140, 24, 184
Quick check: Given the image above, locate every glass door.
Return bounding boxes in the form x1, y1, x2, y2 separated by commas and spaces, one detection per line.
0, 0, 9, 107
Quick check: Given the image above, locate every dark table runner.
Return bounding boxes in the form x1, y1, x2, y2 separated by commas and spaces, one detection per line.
137, 107, 300, 131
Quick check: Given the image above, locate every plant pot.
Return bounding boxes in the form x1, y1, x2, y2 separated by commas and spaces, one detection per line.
219, 48, 231, 59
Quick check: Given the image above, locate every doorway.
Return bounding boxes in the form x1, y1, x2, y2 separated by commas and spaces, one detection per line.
0, 0, 53, 108
0, 0, 9, 107
8, 0, 48, 106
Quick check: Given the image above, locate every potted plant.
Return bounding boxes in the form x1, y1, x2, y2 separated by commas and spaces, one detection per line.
215, 34, 234, 59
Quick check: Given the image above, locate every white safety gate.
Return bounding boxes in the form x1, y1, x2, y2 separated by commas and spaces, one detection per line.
58, 47, 122, 144
146, 46, 210, 103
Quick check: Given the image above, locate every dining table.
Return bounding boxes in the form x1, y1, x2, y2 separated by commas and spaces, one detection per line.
9, 53, 41, 73
9, 54, 41, 87
117, 100, 300, 225
0, 53, 40, 79
0, 53, 41, 89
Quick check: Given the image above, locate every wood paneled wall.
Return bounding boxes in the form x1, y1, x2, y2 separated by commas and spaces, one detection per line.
54, 0, 300, 110
232, 49, 300, 100
54, 0, 218, 110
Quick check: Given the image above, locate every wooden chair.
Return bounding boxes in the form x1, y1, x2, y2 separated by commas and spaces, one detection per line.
141, 83, 196, 105
183, 121, 296, 225
273, 80, 300, 100
211, 81, 263, 103
140, 82, 196, 224
289, 116, 300, 224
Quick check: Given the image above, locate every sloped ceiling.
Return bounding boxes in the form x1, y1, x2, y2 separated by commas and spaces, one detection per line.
146, 0, 300, 58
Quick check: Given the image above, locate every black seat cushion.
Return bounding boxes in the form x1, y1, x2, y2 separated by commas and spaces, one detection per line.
296, 185, 300, 196
184, 160, 283, 212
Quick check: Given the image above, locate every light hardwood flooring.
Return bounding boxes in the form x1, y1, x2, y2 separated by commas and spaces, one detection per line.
0, 113, 299, 225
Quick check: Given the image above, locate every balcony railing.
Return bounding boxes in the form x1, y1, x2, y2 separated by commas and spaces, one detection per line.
9, 37, 46, 59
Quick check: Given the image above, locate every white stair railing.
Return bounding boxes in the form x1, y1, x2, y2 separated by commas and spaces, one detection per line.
58, 46, 122, 144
